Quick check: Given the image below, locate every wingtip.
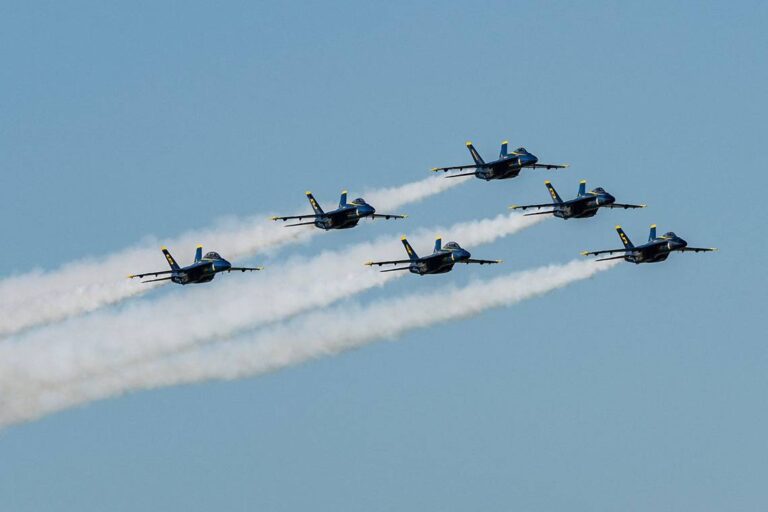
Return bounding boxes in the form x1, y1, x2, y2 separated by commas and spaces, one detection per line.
640, 204, 648, 208
580, 251, 589, 256
496, 259, 503, 264
508, 205, 518, 209
270, 216, 278, 220
364, 261, 373, 266
711, 248, 719, 252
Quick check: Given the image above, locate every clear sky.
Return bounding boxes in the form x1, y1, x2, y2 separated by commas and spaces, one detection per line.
1, 1, 767, 510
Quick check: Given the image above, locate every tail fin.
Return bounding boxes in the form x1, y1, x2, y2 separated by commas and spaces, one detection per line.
194, 245, 203, 263
545, 181, 563, 203
339, 190, 348, 208
577, 180, 587, 197
305, 191, 324, 215
161, 247, 181, 271
401, 236, 419, 261
466, 141, 485, 166
648, 224, 657, 242
615, 225, 634, 249
499, 140, 508, 158
434, 237, 442, 253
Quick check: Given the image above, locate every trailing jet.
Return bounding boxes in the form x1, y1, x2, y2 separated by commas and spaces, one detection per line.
129, 246, 262, 284
365, 236, 501, 275
510, 180, 646, 219
271, 190, 407, 229
581, 225, 717, 263
431, 140, 568, 180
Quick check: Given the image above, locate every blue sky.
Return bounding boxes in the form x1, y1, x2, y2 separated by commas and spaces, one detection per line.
1, 1, 766, 510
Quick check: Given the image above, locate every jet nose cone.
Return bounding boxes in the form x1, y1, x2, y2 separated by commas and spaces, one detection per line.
362, 204, 375, 215
216, 259, 232, 271
458, 249, 471, 261
604, 193, 616, 204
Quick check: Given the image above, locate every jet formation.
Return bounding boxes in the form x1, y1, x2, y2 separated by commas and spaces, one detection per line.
130, 138, 716, 286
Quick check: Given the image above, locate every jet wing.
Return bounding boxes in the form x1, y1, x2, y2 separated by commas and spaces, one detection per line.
528, 163, 569, 170
463, 259, 502, 265
271, 214, 321, 222
678, 247, 718, 253
580, 248, 632, 257
227, 266, 264, 272
364, 259, 413, 267
603, 203, 647, 209
430, 164, 479, 173
128, 270, 173, 279
140, 276, 174, 283
370, 214, 408, 220
509, 203, 559, 211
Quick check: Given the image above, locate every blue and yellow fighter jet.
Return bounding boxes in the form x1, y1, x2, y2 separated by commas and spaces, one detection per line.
271, 190, 407, 229
431, 140, 568, 180
129, 246, 262, 284
510, 180, 646, 219
365, 236, 501, 275
581, 225, 717, 263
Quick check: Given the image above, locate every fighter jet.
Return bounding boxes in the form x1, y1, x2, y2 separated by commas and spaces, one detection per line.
271, 190, 407, 229
431, 140, 568, 181
581, 225, 717, 263
510, 180, 646, 219
365, 236, 501, 275
129, 246, 262, 284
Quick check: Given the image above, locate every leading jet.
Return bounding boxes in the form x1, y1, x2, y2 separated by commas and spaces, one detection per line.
581, 225, 717, 263
510, 180, 646, 219
129, 245, 263, 284
365, 236, 501, 275
431, 140, 568, 181
271, 190, 407, 229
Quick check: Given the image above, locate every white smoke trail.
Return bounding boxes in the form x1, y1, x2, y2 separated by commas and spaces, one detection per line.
0, 212, 543, 396
0, 258, 619, 427
0, 176, 463, 337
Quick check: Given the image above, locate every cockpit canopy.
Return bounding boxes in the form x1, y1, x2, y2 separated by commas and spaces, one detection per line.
663, 232, 677, 238
203, 251, 222, 260
350, 197, 367, 205
514, 147, 527, 153
443, 241, 461, 250
592, 187, 606, 194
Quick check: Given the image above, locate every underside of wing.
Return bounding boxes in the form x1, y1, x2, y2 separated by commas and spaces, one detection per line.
529, 163, 569, 170
595, 255, 628, 262
509, 203, 559, 211
604, 203, 647, 209
430, 164, 479, 173
464, 259, 502, 265
140, 276, 174, 283
379, 266, 413, 273
364, 259, 413, 267
370, 214, 408, 220
227, 266, 264, 272
679, 247, 718, 253
580, 248, 632, 257
271, 214, 321, 222
128, 270, 173, 279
